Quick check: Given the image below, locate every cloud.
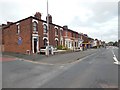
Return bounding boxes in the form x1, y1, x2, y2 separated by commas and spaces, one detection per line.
68, 1, 118, 42
0, 0, 118, 42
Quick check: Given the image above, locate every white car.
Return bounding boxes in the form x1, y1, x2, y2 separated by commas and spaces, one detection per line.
40, 47, 46, 54
40, 46, 57, 55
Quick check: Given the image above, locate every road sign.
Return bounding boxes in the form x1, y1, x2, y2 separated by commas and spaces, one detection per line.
18, 37, 22, 45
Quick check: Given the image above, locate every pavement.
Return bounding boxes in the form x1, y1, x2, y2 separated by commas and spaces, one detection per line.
2, 46, 119, 88
2, 48, 98, 65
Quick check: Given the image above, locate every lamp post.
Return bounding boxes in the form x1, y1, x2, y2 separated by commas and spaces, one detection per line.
46, 0, 49, 56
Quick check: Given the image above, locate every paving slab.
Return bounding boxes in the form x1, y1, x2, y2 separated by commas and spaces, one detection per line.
2, 49, 99, 65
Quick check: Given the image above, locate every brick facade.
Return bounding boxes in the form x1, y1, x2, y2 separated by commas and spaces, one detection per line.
2, 12, 94, 54
3, 17, 32, 53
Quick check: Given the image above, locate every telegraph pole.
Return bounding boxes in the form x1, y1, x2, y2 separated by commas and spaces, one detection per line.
47, 0, 49, 56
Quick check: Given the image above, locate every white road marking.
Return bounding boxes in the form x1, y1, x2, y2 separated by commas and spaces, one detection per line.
60, 66, 64, 68
114, 61, 120, 65
113, 56, 120, 65
113, 56, 118, 63
111, 49, 120, 65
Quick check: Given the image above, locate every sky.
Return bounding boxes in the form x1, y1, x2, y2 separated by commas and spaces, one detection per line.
0, 0, 119, 43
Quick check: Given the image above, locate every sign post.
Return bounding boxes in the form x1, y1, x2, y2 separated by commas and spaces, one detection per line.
78, 38, 83, 51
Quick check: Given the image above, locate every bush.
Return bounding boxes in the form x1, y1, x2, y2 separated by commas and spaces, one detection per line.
57, 45, 63, 50
62, 46, 68, 50
57, 45, 68, 50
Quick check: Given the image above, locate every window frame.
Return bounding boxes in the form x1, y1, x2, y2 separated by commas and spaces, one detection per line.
66, 30, 68, 37
43, 39, 48, 46
17, 24, 20, 35
33, 21, 38, 32
43, 24, 47, 33
55, 28, 58, 36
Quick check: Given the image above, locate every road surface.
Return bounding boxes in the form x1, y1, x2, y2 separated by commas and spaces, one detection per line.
2, 46, 119, 88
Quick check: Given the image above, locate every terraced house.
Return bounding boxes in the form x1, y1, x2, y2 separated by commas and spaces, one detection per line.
2, 12, 93, 54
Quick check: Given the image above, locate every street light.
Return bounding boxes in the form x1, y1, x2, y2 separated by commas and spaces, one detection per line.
46, 0, 49, 56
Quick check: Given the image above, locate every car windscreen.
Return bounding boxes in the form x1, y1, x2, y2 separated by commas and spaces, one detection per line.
40, 47, 46, 49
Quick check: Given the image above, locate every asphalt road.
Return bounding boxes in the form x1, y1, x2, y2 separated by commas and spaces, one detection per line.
2, 46, 119, 88
40, 46, 119, 88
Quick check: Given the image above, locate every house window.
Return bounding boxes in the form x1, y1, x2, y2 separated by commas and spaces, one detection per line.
43, 24, 47, 33
60, 28, 63, 36
72, 42, 73, 47
55, 40, 58, 47
69, 42, 71, 47
33, 21, 38, 32
55, 28, 58, 36
75, 42, 77, 47
60, 40, 63, 45
44, 39, 48, 46
73, 33, 75, 37
78, 34, 80, 38
66, 31, 68, 37
17, 24, 20, 34
65, 41, 68, 47
60, 30, 62, 36
72, 33, 73, 37
75, 33, 76, 38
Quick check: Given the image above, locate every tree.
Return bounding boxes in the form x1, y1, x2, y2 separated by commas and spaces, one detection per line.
108, 42, 114, 46
113, 41, 118, 46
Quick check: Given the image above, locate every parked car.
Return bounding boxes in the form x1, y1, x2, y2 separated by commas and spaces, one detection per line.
40, 45, 57, 55
40, 47, 46, 54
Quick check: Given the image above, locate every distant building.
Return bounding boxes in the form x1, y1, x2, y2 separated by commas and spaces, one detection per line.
80, 34, 93, 50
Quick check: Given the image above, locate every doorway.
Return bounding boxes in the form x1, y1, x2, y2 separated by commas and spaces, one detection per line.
34, 38, 37, 53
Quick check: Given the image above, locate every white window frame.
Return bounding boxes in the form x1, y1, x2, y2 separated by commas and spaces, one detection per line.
16, 23, 20, 35
54, 26, 58, 36
55, 28, 58, 36
32, 19, 38, 33
43, 24, 47, 34
60, 28, 63, 37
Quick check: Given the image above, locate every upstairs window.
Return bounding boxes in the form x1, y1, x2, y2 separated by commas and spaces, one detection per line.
66, 30, 68, 37
33, 21, 38, 32
72, 33, 73, 37
43, 24, 47, 33
17, 24, 20, 34
75, 33, 76, 38
60, 30, 63, 37
78, 34, 80, 38
55, 28, 58, 36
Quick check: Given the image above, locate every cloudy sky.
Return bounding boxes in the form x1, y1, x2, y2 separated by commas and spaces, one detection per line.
0, 0, 118, 42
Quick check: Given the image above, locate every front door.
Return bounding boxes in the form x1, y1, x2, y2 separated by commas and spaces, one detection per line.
34, 38, 37, 53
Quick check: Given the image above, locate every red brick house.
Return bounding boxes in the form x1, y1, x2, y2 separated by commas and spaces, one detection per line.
2, 12, 85, 54
3, 12, 97, 54
62, 26, 82, 50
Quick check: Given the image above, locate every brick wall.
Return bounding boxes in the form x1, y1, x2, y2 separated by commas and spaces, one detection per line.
3, 18, 32, 53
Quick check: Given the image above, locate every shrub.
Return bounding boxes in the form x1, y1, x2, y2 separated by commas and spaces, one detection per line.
57, 45, 63, 50
57, 45, 69, 50
62, 46, 68, 50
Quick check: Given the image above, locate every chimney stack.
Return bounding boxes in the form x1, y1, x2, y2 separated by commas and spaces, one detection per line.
34, 12, 41, 19
63, 25, 68, 30
7, 22, 13, 26
46, 14, 52, 23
